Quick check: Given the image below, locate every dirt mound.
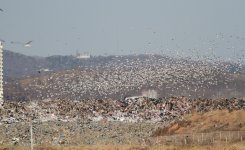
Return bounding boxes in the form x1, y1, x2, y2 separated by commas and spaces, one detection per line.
152, 110, 245, 136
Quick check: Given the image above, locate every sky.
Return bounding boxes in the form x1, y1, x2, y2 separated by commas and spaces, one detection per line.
0, 0, 245, 60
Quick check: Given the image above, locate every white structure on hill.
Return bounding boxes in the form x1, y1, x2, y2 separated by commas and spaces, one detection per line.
0, 41, 3, 106
76, 52, 91, 59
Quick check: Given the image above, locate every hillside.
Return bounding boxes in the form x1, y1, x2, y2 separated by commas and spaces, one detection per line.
3, 50, 48, 78
3, 50, 80, 78
3, 50, 245, 79
152, 110, 245, 136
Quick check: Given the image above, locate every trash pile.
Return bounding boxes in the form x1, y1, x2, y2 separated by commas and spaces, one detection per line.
0, 97, 244, 145
1, 97, 244, 124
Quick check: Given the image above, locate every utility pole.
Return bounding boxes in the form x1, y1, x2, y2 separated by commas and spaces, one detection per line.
0, 41, 3, 107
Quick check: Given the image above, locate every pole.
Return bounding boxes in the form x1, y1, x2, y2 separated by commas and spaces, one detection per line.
0, 41, 4, 107
30, 122, 33, 150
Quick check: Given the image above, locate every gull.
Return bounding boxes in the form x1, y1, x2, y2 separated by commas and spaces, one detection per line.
11, 40, 32, 47
24, 41, 32, 47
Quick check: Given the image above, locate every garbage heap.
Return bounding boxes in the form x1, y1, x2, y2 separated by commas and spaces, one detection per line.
1, 97, 244, 124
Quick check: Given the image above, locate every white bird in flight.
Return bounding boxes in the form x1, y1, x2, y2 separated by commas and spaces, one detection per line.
11, 40, 32, 47
24, 41, 32, 47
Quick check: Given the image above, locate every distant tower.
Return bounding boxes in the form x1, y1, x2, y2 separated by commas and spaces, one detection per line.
0, 41, 3, 106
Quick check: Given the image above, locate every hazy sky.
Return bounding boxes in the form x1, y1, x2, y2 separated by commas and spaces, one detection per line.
1, 0, 245, 60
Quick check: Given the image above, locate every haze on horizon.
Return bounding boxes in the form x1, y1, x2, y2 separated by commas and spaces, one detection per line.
0, 0, 245, 62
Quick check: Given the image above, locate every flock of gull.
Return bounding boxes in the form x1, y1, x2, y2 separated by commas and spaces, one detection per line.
6, 54, 239, 101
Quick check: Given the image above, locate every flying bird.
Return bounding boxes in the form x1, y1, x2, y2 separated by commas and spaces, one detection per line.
0, 8, 3, 12
11, 40, 32, 47
24, 41, 32, 47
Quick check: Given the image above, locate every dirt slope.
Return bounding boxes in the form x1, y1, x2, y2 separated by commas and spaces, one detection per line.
153, 110, 245, 136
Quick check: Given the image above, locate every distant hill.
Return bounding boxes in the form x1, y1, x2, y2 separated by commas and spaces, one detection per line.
4, 50, 47, 78
3, 50, 81, 79
4, 50, 163, 78
3, 50, 245, 79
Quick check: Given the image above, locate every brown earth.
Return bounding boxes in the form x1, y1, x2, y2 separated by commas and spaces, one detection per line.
1, 142, 245, 150
152, 110, 245, 136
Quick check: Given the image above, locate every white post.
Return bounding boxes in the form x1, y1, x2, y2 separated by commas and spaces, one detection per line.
229, 131, 231, 142
184, 137, 187, 145
202, 133, 204, 143
0, 41, 3, 107
30, 123, 34, 150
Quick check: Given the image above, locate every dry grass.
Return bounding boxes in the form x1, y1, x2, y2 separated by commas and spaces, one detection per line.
153, 110, 245, 136
183, 109, 245, 133
151, 141, 245, 150
1, 142, 245, 150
